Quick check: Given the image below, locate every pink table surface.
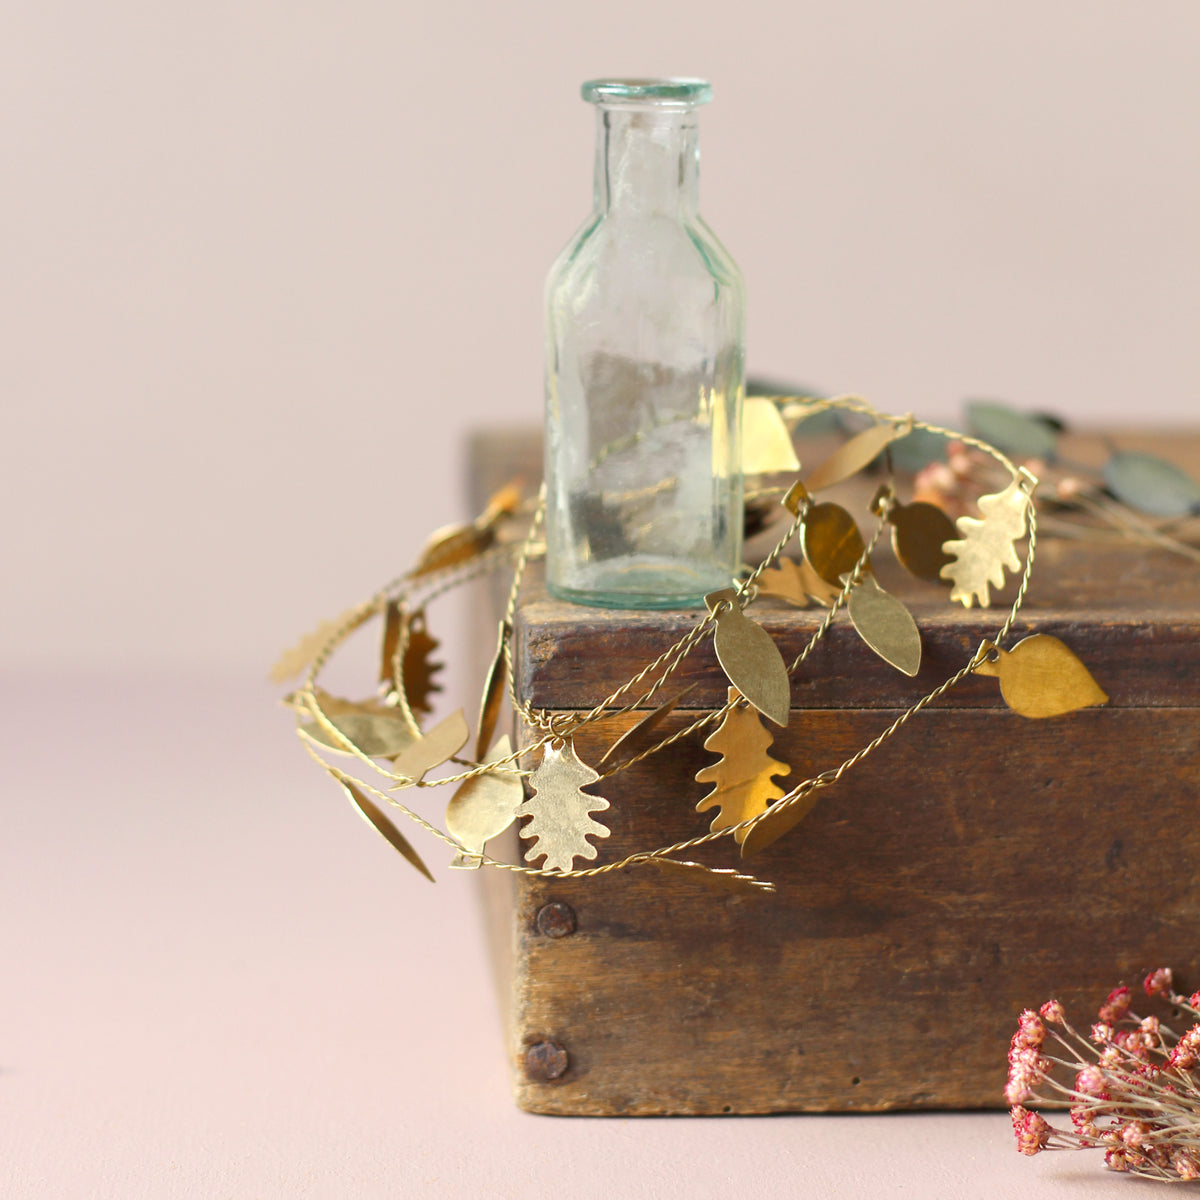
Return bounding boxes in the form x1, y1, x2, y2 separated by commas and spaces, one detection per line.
1, 667, 1142, 1198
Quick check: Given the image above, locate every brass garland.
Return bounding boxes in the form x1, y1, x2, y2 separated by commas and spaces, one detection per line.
276, 396, 1110, 892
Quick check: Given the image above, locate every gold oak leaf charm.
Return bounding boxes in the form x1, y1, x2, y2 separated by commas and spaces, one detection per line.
446, 735, 524, 868
845, 574, 922, 677
518, 739, 610, 873
695, 687, 791, 843
706, 588, 791, 728
974, 635, 1109, 718
401, 609, 444, 720
940, 479, 1029, 608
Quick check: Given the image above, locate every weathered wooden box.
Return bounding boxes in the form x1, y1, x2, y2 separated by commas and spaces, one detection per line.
470, 429, 1200, 1116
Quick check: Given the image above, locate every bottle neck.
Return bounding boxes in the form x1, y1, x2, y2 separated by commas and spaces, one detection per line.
593, 104, 700, 218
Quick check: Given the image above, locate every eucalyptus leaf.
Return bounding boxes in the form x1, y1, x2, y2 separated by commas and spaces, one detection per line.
888, 427, 948, 472
1103, 451, 1200, 518
965, 401, 1058, 461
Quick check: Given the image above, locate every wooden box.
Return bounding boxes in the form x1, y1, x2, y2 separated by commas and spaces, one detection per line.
469, 429, 1200, 1116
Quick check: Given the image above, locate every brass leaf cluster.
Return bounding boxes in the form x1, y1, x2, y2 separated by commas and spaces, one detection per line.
275, 396, 1111, 893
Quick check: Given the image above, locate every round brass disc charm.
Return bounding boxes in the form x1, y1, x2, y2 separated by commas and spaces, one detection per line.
801, 503, 867, 586
889, 500, 956, 583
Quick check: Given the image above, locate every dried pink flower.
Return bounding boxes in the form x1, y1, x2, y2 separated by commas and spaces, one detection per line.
1174, 1151, 1200, 1182
1098, 986, 1132, 1024
1039, 999, 1065, 1024
1144, 968, 1173, 999
1012, 1106, 1052, 1156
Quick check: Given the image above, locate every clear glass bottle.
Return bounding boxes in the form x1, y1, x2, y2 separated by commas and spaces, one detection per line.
544, 78, 746, 609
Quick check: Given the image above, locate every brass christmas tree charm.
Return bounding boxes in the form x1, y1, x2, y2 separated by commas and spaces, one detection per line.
518, 739, 610, 873
695, 687, 791, 844
940, 479, 1029, 607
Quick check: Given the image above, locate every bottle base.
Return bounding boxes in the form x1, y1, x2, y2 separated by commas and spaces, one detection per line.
547, 555, 732, 610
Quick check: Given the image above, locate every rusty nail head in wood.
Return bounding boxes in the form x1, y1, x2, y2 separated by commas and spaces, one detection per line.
535, 901, 576, 938
524, 1041, 569, 1082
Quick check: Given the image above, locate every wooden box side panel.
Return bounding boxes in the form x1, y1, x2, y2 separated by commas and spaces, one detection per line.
506, 707, 1200, 1115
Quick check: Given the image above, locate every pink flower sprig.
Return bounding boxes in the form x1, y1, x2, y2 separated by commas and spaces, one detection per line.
1007, 968, 1200, 1183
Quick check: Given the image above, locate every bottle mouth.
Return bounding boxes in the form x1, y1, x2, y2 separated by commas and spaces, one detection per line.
581, 78, 712, 107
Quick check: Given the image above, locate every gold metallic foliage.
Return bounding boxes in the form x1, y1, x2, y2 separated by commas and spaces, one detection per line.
695, 687, 791, 842
741, 396, 801, 474
974, 635, 1109, 719
941, 479, 1030, 608
336, 776, 434, 882
804, 416, 912, 494
598, 683, 697, 770
846, 574, 922, 677
278, 397, 1115, 891
706, 588, 791, 727
446, 735, 524, 868
801, 502, 869, 587
518, 739, 610, 873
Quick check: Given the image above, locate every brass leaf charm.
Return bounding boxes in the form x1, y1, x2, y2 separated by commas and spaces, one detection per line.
391, 709, 470, 784
740, 788, 822, 858
756, 557, 841, 608
518, 739, 610, 873
974, 636, 1109, 718
446, 735, 524, 868
741, 397, 800, 474
336, 777, 434, 882
940, 479, 1029, 608
695, 687, 791, 842
474, 620, 510, 761
705, 589, 791, 727
402, 610, 444, 720
646, 858, 776, 894
801, 503, 868, 588
598, 683, 697, 769
270, 602, 376, 684
887, 499, 957, 583
413, 524, 495, 578
804, 418, 911, 493
846, 575, 922, 677
379, 599, 403, 689
295, 690, 418, 758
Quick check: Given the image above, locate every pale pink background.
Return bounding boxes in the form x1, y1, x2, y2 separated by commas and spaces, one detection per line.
2, 3, 1199, 1195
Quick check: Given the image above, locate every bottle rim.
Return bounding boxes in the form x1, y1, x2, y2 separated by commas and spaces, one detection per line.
581, 78, 712, 107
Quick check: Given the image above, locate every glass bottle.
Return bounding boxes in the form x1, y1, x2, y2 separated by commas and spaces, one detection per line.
544, 78, 746, 609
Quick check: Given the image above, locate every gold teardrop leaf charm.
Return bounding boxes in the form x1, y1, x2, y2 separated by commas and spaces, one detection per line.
740, 787, 822, 858
801, 503, 868, 587
598, 682, 697, 769
391, 709, 470, 784
446, 735, 524, 868
294, 689, 418, 758
974, 635, 1108, 718
378, 599, 404, 689
804, 418, 911, 493
705, 589, 790, 727
888, 499, 957, 583
845, 575, 922, 677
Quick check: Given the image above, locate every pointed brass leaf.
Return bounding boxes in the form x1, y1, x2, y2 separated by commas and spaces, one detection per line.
598, 683, 698, 768
646, 858, 776, 894
801, 503, 868, 587
445, 735, 524, 867
889, 499, 956, 583
974, 635, 1108, 718
379, 599, 403, 689
295, 690, 418, 757
705, 589, 791, 727
804, 419, 910, 493
413, 524, 495, 578
270, 602, 376, 684
741, 397, 801, 474
475, 620, 510, 761
336, 777, 434, 881
846, 575, 922, 676
740, 789, 822, 858
480, 479, 524, 525
391, 709, 470, 784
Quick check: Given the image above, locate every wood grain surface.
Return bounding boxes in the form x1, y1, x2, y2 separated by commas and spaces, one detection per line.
467, 427, 1200, 1115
